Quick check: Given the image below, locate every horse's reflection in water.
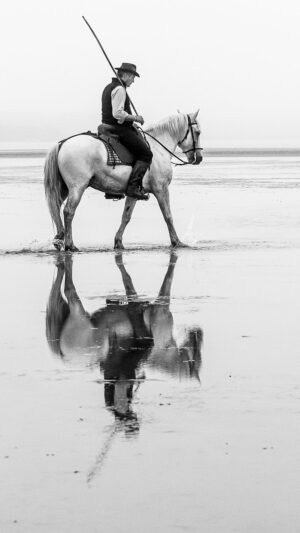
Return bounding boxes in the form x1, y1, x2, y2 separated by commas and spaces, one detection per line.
46, 252, 203, 428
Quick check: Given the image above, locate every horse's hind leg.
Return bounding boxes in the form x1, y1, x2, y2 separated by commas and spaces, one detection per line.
63, 186, 86, 252
64, 255, 85, 310
114, 197, 137, 249
53, 189, 68, 250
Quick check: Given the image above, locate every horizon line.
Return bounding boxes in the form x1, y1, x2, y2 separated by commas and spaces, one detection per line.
1, 147, 300, 158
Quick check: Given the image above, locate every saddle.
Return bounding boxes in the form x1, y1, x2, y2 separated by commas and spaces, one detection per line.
58, 127, 135, 167
97, 124, 135, 167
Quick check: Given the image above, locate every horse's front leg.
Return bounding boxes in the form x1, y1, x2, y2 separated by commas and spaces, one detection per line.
156, 252, 178, 303
154, 186, 187, 247
115, 253, 138, 298
114, 196, 137, 249
63, 186, 85, 252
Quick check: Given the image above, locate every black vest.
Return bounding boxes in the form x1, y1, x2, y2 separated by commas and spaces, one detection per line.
102, 78, 132, 126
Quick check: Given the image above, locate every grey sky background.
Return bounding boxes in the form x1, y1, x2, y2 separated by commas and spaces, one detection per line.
1, 0, 299, 147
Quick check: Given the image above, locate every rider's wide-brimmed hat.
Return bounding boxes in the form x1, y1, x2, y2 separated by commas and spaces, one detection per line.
115, 62, 140, 77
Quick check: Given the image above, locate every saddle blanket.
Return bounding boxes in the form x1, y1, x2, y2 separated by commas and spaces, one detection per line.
100, 134, 134, 167
58, 131, 134, 167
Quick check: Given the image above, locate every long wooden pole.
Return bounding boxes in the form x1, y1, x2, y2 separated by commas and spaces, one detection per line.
82, 16, 139, 115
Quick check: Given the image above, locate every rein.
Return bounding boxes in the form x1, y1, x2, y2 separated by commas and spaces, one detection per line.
141, 129, 190, 166
140, 115, 202, 166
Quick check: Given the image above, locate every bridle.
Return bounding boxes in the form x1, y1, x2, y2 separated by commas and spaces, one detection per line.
178, 115, 202, 163
142, 114, 202, 166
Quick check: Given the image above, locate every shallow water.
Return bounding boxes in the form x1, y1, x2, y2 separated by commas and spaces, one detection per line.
0, 154, 300, 252
0, 154, 300, 532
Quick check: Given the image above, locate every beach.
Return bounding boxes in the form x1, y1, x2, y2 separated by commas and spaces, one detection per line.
0, 151, 299, 532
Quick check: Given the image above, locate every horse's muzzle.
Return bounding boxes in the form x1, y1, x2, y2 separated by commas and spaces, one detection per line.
192, 152, 203, 165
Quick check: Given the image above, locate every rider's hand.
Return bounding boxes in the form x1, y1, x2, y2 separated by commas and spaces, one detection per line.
135, 115, 144, 125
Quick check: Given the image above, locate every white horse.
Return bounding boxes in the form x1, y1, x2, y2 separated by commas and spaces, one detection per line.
44, 110, 202, 251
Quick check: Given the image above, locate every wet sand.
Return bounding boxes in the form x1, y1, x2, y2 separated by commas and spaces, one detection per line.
0, 154, 300, 532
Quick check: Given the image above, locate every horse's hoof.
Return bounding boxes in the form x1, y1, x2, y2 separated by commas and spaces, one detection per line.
114, 241, 125, 250
172, 241, 189, 248
65, 244, 79, 252
53, 239, 64, 251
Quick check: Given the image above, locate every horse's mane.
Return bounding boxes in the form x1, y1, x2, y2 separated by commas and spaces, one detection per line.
145, 113, 187, 139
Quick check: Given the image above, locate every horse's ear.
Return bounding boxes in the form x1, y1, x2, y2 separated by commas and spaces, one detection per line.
193, 108, 200, 119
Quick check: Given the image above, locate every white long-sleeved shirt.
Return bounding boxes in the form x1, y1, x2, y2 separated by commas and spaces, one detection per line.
111, 85, 131, 124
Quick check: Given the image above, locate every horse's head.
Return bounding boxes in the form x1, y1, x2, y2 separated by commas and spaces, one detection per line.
178, 110, 203, 165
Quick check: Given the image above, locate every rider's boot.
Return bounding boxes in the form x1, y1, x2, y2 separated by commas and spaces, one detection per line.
126, 160, 150, 201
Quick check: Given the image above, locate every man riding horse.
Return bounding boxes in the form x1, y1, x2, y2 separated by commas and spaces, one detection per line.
101, 62, 153, 201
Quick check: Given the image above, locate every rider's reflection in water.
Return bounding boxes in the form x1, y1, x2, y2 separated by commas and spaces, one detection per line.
46, 252, 203, 431
102, 300, 154, 430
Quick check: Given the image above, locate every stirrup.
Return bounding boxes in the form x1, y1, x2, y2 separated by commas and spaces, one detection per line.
105, 193, 125, 201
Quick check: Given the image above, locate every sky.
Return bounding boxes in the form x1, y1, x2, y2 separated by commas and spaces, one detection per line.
1, 0, 299, 147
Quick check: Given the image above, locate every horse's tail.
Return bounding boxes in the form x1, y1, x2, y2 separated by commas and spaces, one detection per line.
44, 144, 68, 230
46, 261, 70, 357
